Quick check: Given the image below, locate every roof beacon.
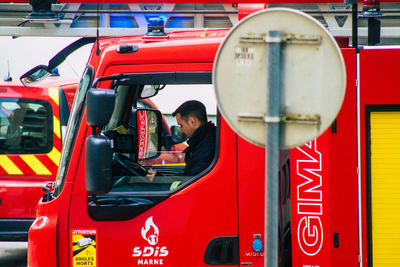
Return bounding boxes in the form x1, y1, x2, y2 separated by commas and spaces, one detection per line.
146, 17, 167, 37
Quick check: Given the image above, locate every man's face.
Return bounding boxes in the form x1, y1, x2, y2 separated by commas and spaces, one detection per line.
176, 113, 196, 138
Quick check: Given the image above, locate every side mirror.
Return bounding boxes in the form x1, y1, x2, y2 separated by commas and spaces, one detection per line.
19, 38, 96, 87
135, 108, 162, 160
86, 89, 115, 127
20, 65, 52, 87
170, 125, 187, 144
85, 135, 113, 194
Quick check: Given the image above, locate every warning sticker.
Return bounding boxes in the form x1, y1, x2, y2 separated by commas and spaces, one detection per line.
235, 46, 254, 66
72, 229, 97, 267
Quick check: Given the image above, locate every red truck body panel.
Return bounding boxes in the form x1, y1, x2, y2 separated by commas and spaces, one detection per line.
67, 119, 237, 267
290, 48, 359, 267
358, 48, 400, 267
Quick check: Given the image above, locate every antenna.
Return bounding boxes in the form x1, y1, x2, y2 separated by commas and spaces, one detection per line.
96, 0, 101, 56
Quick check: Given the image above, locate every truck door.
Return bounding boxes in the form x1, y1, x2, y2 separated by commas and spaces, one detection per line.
367, 110, 400, 267
362, 48, 400, 267
67, 67, 239, 267
0, 88, 61, 240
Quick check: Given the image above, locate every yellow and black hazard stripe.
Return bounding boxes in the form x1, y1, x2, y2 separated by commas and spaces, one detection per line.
0, 88, 62, 176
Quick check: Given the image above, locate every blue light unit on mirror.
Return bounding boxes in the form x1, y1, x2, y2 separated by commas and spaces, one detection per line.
252, 238, 263, 252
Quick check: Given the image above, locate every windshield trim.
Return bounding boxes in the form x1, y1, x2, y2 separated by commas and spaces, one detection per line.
53, 66, 94, 197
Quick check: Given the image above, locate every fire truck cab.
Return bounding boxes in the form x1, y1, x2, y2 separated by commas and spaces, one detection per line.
0, 77, 76, 241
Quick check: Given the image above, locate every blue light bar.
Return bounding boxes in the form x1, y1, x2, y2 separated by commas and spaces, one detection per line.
146, 16, 167, 36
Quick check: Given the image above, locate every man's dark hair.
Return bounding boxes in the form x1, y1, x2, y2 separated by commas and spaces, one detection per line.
172, 100, 207, 125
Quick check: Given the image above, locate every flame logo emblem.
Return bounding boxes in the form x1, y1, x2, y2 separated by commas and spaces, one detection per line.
141, 216, 159, 245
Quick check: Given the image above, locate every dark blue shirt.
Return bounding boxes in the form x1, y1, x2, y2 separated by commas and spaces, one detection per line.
183, 121, 216, 176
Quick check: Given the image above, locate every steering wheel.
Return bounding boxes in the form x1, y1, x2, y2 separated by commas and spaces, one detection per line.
112, 176, 131, 187
113, 153, 148, 176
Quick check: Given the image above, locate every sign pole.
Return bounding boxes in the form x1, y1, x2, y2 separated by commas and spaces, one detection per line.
265, 30, 282, 267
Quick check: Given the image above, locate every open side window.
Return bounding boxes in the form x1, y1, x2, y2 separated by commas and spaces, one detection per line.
85, 72, 219, 221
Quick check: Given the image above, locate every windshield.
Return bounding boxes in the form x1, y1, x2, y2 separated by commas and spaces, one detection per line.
0, 99, 52, 154
53, 66, 93, 197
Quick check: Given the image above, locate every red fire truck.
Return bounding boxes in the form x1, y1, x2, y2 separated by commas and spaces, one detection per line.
13, 2, 400, 267
0, 76, 77, 241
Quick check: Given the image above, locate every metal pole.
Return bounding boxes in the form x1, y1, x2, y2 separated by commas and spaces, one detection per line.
352, 1, 358, 49
265, 30, 281, 267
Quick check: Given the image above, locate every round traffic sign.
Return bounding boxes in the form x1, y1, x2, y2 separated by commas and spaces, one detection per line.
213, 8, 346, 149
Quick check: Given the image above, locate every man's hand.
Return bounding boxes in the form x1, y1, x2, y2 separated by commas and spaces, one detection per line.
146, 169, 157, 182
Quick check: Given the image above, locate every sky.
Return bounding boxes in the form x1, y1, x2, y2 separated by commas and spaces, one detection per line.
0, 36, 91, 81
